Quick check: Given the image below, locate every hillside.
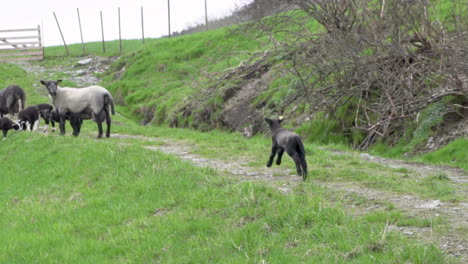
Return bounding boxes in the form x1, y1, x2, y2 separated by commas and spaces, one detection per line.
99, 0, 467, 167
1, 61, 466, 262
0, 0, 467, 262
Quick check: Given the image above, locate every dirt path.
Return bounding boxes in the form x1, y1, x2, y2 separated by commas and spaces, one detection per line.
112, 133, 467, 262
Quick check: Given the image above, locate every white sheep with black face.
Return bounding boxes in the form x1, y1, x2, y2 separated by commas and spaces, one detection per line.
40, 80, 115, 138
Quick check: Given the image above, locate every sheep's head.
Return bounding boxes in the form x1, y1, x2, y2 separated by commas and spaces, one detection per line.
40, 80, 62, 97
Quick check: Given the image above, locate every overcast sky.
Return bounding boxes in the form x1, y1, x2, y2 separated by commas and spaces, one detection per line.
0, 0, 251, 47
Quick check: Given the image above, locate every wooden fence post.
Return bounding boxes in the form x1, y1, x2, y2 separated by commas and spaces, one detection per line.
141, 6, 145, 44
100, 10, 106, 53
77, 8, 86, 55
37, 25, 44, 59
118, 7, 122, 54
205, 0, 208, 31
53, 11, 70, 55
167, 0, 171, 37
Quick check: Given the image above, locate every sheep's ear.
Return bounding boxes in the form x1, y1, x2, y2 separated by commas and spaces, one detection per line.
264, 118, 273, 125
57, 80, 62, 84
40, 80, 46, 85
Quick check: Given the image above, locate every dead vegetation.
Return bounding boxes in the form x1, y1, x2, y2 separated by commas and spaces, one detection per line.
171, 0, 468, 151
267, 0, 468, 149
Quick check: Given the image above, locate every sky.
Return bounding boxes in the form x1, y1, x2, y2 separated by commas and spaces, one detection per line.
0, 0, 251, 47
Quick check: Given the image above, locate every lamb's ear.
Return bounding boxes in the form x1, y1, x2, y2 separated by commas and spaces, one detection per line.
40, 80, 46, 85
278, 116, 284, 124
57, 80, 62, 84
264, 118, 273, 125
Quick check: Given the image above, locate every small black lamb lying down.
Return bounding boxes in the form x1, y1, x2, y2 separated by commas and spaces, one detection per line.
18, 106, 41, 131
0, 117, 20, 137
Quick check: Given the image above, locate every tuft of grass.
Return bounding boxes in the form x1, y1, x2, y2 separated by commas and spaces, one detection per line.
419, 138, 468, 171
421, 174, 459, 202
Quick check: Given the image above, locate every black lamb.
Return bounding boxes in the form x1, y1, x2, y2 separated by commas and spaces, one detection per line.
18, 106, 41, 131
0, 117, 20, 137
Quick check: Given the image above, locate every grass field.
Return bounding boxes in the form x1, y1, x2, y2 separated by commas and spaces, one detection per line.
1, 62, 459, 263
1, 130, 451, 263
1, 2, 466, 261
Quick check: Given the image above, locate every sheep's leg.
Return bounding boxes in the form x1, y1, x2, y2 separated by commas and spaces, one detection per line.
26, 122, 31, 131
70, 117, 81, 136
71, 118, 80, 136
96, 121, 103, 138
267, 145, 278, 167
276, 148, 285, 165
59, 116, 66, 135
105, 109, 111, 138
2, 129, 7, 137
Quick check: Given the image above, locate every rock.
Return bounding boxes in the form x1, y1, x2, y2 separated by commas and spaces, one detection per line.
416, 200, 442, 209
77, 58, 93, 65
75, 69, 86, 76
277, 187, 291, 195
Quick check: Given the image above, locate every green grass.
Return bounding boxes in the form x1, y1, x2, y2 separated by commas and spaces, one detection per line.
90, 27, 265, 123
419, 139, 468, 171
44, 39, 155, 58
0, 4, 465, 262
0, 133, 450, 263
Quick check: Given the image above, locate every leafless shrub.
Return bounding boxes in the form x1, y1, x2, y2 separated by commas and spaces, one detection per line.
241, 0, 467, 149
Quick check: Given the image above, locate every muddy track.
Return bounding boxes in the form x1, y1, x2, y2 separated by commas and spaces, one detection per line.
111, 133, 467, 262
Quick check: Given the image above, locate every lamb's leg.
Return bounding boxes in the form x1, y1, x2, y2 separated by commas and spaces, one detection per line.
42, 118, 50, 133
276, 148, 285, 165
2, 129, 7, 137
267, 145, 278, 167
26, 122, 31, 131
32, 120, 39, 131
289, 151, 303, 177
300, 157, 308, 181
51, 120, 56, 132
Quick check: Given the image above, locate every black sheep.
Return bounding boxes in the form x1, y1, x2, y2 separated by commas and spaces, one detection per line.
0, 117, 20, 137
0, 85, 26, 117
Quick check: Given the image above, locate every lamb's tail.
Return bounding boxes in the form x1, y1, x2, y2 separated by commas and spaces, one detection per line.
104, 94, 115, 115
295, 136, 306, 159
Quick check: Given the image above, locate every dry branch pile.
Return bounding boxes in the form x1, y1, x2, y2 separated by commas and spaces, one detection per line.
246, 0, 468, 148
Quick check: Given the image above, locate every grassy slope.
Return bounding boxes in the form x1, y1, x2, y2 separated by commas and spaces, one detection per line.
98, 28, 262, 121
91, 7, 466, 171
0, 63, 454, 263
